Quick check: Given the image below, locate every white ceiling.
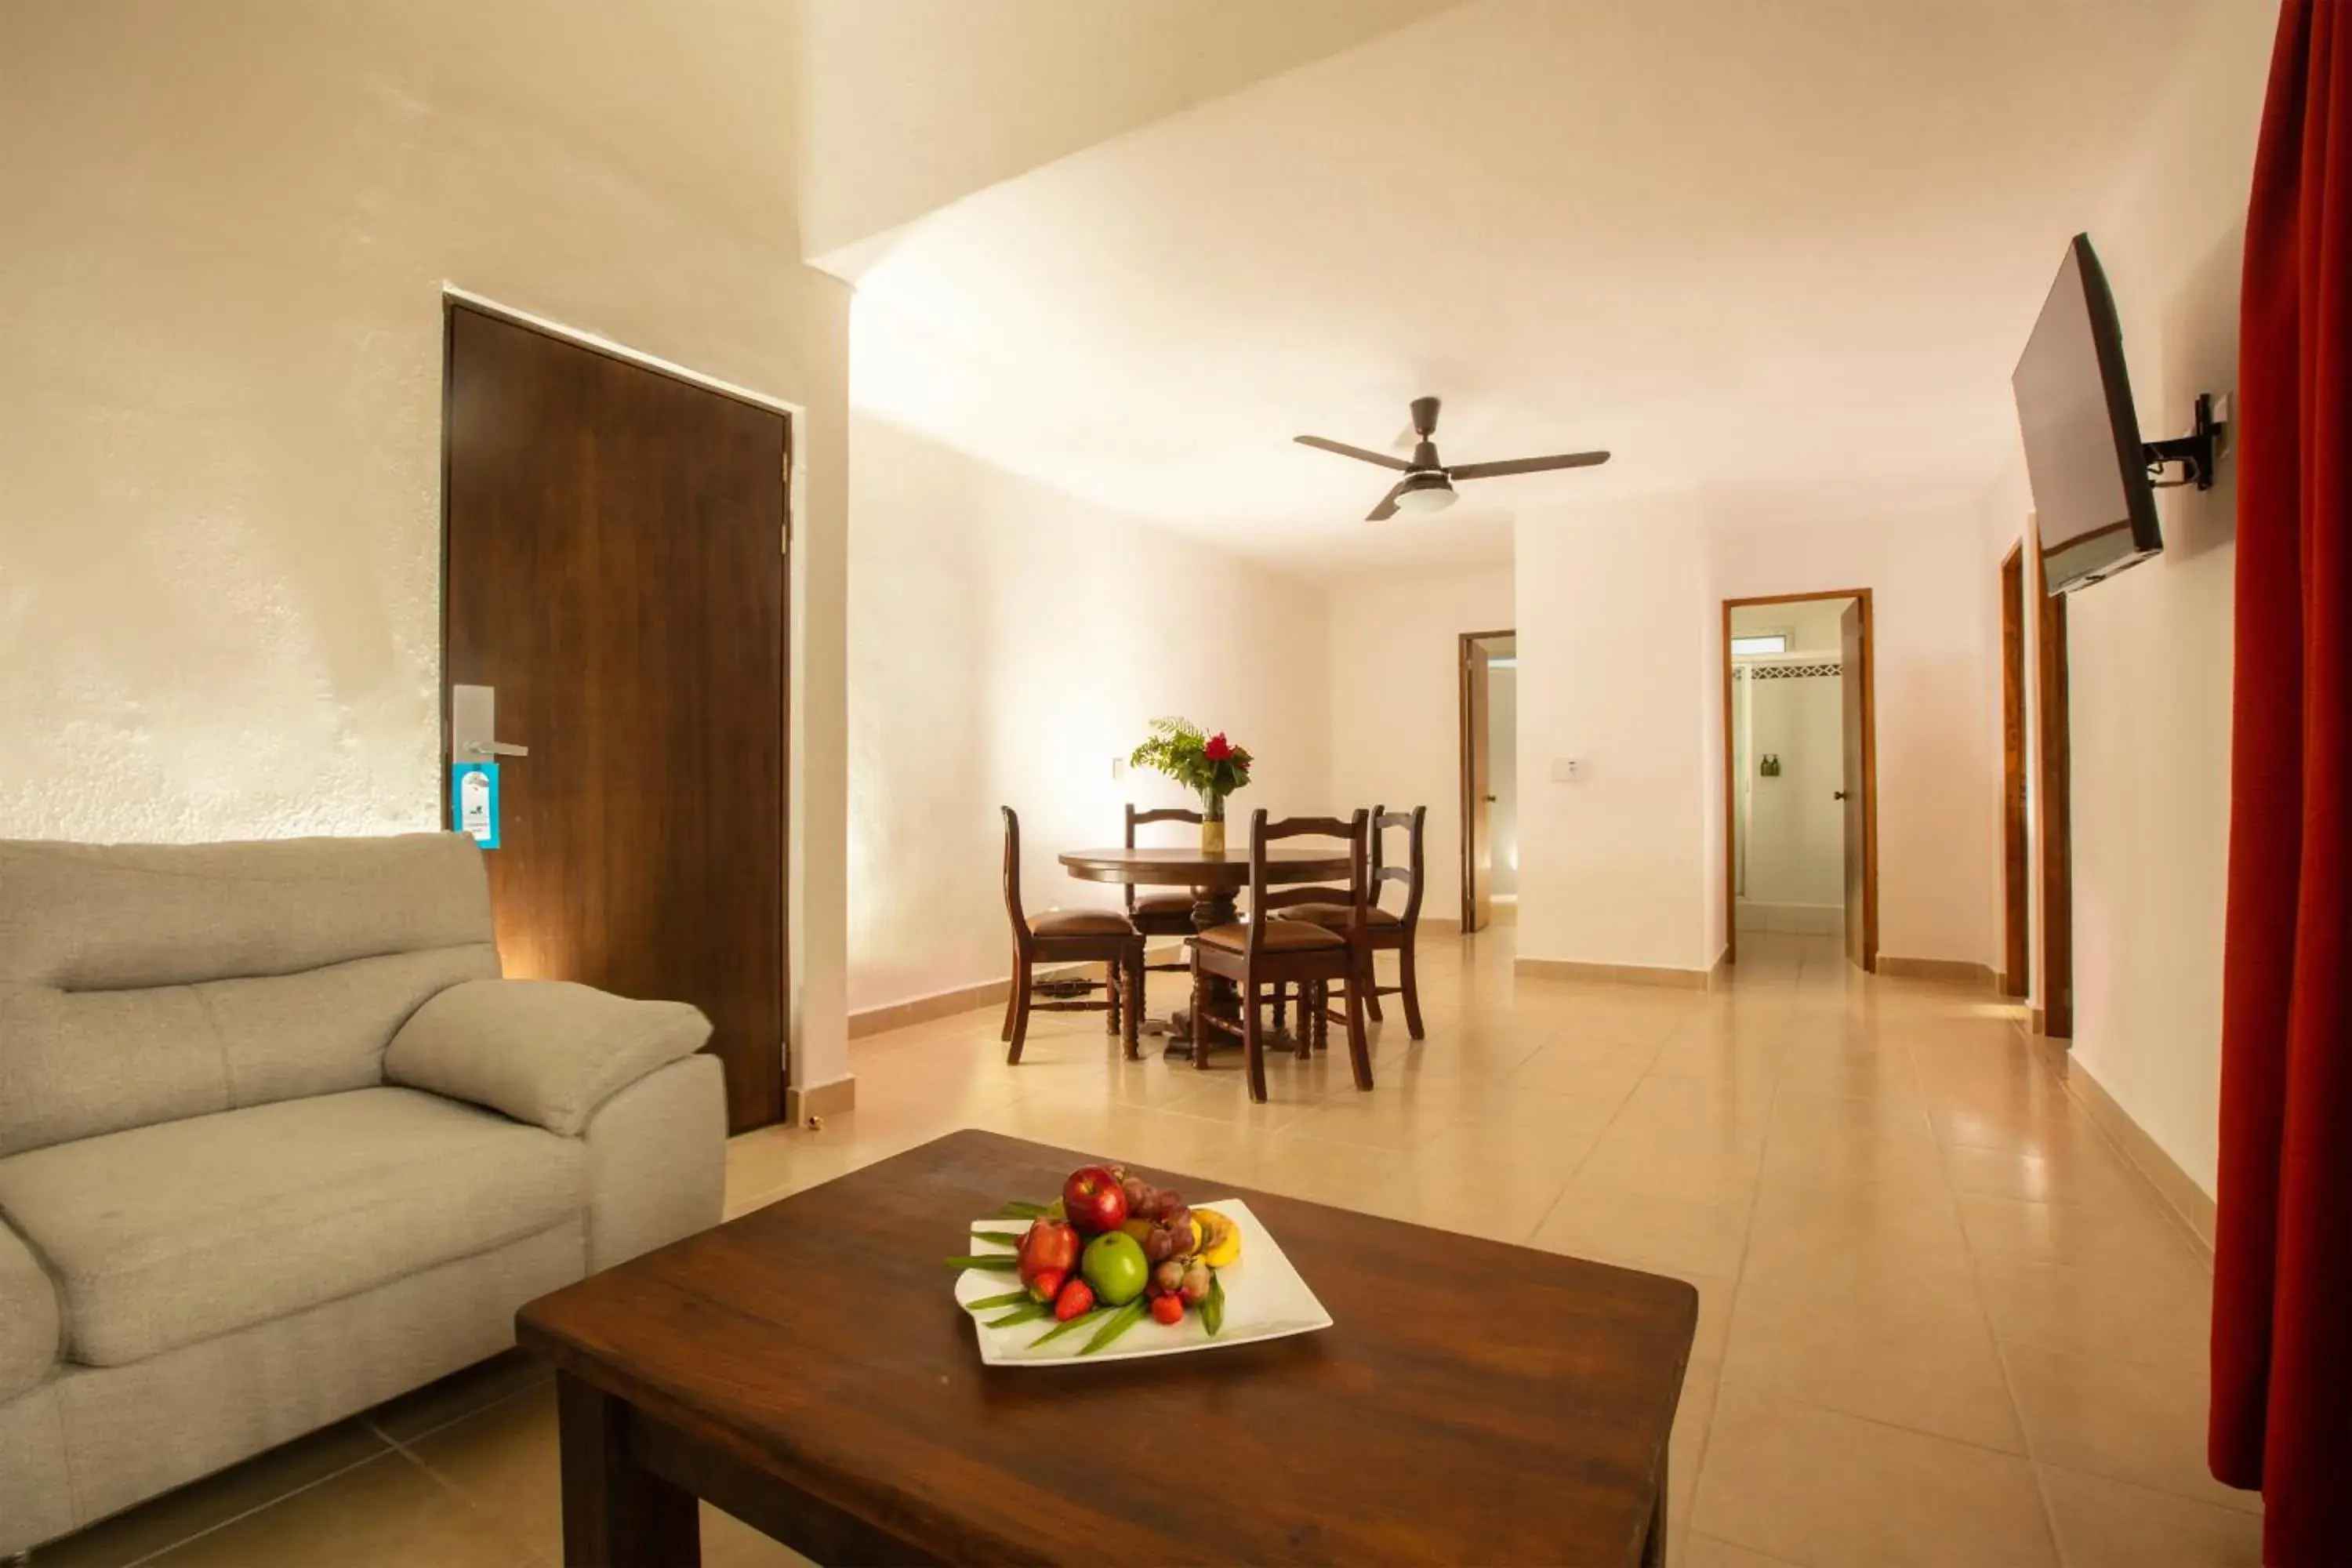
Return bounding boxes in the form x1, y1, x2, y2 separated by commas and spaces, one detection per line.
844, 0, 2211, 574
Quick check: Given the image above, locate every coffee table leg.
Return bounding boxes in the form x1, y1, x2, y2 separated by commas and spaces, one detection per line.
1640, 1458, 1667, 1568
557, 1371, 700, 1567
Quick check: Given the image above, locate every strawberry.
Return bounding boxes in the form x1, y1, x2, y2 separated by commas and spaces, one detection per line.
1149, 1293, 1185, 1326
1028, 1267, 1065, 1304
1052, 1277, 1095, 1320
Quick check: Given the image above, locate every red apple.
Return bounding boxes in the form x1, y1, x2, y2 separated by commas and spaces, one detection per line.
1015, 1219, 1079, 1289
1061, 1166, 1130, 1234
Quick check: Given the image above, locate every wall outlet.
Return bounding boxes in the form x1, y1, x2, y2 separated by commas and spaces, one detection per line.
1551, 757, 1584, 782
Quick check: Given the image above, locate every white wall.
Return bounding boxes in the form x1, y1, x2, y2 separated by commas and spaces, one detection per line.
1998, 0, 2270, 1197
848, 388, 1331, 1014
0, 0, 857, 1096
1515, 497, 1717, 971
1711, 510, 2000, 967
1326, 566, 1513, 927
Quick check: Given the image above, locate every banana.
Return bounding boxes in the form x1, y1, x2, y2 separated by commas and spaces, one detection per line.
1193, 1207, 1242, 1267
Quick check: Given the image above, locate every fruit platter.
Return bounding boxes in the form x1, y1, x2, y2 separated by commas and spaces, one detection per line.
948, 1163, 1331, 1366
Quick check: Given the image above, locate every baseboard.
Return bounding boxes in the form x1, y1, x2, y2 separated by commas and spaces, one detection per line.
1420, 915, 1464, 935
2025, 1035, 2217, 1263
1876, 955, 1998, 988
1514, 956, 1717, 990
848, 942, 1185, 1040
783, 1074, 855, 1126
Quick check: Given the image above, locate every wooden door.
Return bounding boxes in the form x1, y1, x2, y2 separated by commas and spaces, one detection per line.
2034, 545, 2074, 1038
1839, 601, 1870, 970
1461, 637, 1494, 931
443, 303, 788, 1132
2000, 546, 2031, 996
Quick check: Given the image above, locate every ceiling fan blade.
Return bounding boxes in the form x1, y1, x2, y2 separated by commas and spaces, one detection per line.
1367, 481, 1407, 521
1296, 434, 1412, 471
1447, 451, 1611, 481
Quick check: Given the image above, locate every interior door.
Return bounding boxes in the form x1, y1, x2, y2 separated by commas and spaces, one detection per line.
443, 302, 788, 1132
1839, 601, 1869, 970
1462, 638, 1494, 931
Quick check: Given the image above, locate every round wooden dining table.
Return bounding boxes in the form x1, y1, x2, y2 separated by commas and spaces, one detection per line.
1058, 845, 1350, 1058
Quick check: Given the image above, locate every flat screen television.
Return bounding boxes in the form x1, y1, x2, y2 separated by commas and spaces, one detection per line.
2012, 233, 2162, 593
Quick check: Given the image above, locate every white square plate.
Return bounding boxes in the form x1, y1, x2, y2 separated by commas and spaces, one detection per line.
954, 1199, 1333, 1366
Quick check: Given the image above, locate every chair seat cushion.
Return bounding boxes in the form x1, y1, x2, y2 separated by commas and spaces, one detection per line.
1029, 909, 1134, 938
1196, 920, 1346, 953
1131, 894, 1196, 918
0, 1087, 584, 1367
1285, 902, 1403, 929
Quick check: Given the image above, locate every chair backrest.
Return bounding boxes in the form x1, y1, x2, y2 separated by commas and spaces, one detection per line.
1246, 808, 1368, 962
1000, 806, 1029, 942
1369, 803, 1428, 929
0, 833, 498, 1156
1123, 802, 1201, 912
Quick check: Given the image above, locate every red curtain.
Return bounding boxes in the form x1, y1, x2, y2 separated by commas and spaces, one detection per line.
2210, 1, 2352, 1563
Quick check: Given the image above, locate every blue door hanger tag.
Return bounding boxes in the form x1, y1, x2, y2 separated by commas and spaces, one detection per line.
452, 762, 500, 849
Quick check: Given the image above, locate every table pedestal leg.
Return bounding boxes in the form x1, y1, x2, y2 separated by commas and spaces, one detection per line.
1161, 889, 1239, 1062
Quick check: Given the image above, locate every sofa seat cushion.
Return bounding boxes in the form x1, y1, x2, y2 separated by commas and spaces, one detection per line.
0, 1087, 583, 1368
0, 1218, 59, 1400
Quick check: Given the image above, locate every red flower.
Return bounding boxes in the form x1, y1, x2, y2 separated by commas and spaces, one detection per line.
1204, 732, 1233, 760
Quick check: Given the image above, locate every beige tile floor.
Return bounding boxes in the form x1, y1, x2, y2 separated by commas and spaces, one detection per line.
40, 929, 2256, 1567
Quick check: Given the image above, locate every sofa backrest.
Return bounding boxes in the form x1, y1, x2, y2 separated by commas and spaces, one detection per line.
0, 833, 499, 1156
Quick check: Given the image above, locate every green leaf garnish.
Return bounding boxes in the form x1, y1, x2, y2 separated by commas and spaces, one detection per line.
985, 1302, 1051, 1329
965, 1290, 1032, 1312
945, 1254, 1021, 1271
1030, 1307, 1110, 1348
1079, 1298, 1149, 1355
1202, 1272, 1226, 1338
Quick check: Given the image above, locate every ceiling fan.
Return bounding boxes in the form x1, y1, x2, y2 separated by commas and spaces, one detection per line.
1294, 396, 1610, 520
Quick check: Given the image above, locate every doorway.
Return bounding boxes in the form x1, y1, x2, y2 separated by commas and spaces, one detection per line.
441, 298, 792, 1132
1720, 590, 1878, 970
1458, 630, 1517, 931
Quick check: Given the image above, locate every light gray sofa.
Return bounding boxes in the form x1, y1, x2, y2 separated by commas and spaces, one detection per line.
0, 833, 725, 1555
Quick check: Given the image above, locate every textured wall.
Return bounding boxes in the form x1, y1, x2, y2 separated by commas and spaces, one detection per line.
0, 0, 856, 1092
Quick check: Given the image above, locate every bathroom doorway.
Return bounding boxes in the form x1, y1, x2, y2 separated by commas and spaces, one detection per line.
1720, 591, 1878, 970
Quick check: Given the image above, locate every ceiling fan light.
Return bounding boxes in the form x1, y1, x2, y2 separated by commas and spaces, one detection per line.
1394, 479, 1457, 514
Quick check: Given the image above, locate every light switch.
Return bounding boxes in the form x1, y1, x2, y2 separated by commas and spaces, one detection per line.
1551, 757, 1584, 782
1111, 757, 1126, 782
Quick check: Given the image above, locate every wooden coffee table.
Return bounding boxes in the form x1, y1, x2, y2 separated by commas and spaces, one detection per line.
517, 1129, 1697, 1566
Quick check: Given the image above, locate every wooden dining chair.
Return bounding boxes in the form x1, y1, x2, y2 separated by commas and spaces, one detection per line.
1287, 804, 1428, 1039
1000, 807, 1143, 1064
1188, 808, 1373, 1102
1124, 803, 1203, 993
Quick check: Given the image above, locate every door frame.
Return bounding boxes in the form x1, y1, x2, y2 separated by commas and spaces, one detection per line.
2000, 546, 2031, 997
1457, 627, 1515, 931
436, 289, 797, 1119
2032, 542, 2074, 1039
1719, 589, 1878, 969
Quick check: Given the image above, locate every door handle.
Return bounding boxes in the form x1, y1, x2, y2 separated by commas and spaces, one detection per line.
451, 684, 528, 760
1483, 793, 1498, 803
1833, 790, 1849, 800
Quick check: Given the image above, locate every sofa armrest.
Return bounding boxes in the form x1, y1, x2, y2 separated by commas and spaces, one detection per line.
384, 978, 711, 1137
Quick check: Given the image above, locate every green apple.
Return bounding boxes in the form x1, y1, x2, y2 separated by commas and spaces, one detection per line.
1080, 1230, 1149, 1306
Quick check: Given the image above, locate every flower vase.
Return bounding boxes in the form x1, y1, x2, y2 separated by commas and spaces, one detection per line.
1200, 797, 1227, 856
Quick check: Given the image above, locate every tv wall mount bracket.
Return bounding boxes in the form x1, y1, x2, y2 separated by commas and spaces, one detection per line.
2143, 393, 2228, 491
